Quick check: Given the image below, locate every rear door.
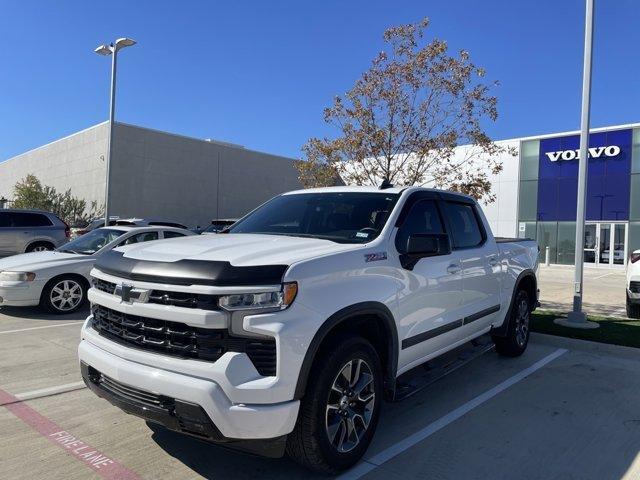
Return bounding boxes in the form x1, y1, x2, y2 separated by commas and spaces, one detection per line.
441, 197, 502, 335
11, 212, 55, 252
0, 212, 13, 255
395, 193, 466, 370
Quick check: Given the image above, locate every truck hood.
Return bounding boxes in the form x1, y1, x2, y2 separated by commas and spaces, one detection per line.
116, 233, 360, 266
0, 251, 92, 272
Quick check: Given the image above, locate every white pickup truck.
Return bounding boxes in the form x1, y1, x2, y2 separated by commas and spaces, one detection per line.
78, 186, 539, 473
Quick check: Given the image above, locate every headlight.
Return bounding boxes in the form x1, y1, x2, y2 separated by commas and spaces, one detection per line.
0, 271, 36, 282
219, 282, 298, 311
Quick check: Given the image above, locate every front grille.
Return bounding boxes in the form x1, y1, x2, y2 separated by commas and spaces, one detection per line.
630, 281, 640, 293
93, 278, 218, 310
91, 305, 277, 376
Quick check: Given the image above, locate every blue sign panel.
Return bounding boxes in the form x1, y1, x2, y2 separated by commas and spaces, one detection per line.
537, 129, 632, 221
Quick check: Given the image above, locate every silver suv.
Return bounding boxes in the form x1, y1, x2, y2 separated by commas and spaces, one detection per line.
0, 210, 69, 256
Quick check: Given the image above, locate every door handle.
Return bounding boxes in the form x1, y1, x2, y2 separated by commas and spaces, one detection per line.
447, 264, 462, 274
488, 257, 499, 267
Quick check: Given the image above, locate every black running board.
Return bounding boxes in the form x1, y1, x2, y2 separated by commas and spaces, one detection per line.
393, 334, 495, 401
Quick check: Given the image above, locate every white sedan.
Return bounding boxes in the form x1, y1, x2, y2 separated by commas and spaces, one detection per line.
0, 226, 194, 314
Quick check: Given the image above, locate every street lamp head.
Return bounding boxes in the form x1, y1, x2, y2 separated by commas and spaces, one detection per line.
94, 44, 113, 56
114, 38, 136, 50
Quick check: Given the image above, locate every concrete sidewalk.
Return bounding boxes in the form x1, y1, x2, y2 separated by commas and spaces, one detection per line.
538, 264, 627, 317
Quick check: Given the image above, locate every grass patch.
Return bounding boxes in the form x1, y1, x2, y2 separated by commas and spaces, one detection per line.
531, 310, 640, 349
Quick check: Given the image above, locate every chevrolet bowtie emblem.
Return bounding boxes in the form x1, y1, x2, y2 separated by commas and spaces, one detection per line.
114, 284, 150, 304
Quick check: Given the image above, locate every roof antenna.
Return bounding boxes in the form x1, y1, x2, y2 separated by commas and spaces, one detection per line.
379, 178, 393, 190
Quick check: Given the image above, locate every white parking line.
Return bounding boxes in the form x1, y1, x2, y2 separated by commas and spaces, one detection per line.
337, 348, 568, 480
13, 382, 86, 402
593, 272, 616, 280
0, 321, 84, 335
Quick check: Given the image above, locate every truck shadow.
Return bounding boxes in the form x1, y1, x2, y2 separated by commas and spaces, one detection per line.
0, 305, 90, 321
147, 423, 326, 479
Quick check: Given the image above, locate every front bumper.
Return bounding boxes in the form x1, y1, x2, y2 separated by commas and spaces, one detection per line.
628, 277, 640, 301
0, 280, 45, 307
78, 333, 300, 443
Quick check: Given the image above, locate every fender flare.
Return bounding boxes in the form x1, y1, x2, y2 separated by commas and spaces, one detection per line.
491, 269, 537, 338
293, 301, 399, 400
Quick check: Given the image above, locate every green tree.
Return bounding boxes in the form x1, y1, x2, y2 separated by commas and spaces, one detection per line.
12, 174, 103, 225
297, 17, 515, 202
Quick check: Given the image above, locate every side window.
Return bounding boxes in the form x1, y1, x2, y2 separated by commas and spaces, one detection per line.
443, 202, 484, 248
395, 199, 445, 253
0, 213, 9, 228
9, 212, 53, 227
121, 231, 160, 245
163, 231, 186, 239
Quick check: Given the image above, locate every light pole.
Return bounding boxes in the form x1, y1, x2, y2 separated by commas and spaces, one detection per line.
95, 38, 136, 227
555, 0, 599, 329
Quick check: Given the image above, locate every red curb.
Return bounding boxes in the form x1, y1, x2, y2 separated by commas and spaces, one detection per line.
0, 387, 141, 480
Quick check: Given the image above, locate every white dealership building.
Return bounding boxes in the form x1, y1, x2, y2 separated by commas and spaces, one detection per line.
469, 122, 640, 268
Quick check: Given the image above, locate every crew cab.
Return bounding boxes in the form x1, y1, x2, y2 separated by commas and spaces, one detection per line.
78, 186, 539, 473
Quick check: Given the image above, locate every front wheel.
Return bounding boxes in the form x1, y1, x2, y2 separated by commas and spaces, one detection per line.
286, 335, 383, 474
492, 289, 531, 357
40, 276, 87, 314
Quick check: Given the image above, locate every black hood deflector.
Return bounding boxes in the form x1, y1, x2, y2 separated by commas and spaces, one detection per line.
94, 250, 288, 286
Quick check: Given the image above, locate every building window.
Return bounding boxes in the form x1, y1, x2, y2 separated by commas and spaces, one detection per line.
557, 222, 577, 265
536, 222, 558, 263
520, 140, 540, 181
518, 180, 538, 221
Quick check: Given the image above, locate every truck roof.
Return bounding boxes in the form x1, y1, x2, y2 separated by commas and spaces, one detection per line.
283, 185, 475, 201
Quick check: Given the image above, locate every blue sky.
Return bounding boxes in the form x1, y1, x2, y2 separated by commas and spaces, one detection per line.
1, 0, 638, 161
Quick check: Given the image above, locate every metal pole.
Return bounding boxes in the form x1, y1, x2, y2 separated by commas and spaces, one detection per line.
545, 246, 550, 266
103, 44, 118, 227
566, 0, 594, 324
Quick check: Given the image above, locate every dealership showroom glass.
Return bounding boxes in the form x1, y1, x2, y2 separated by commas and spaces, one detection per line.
483, 123, 640, 268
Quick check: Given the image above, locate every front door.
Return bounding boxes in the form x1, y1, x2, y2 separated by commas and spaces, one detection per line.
584, 222, 627, 267
394, 195, 465, 372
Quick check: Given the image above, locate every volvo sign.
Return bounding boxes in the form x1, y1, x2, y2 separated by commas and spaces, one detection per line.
545, 145, 621, 162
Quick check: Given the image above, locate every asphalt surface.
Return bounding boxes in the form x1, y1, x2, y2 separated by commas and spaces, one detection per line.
1, 301, 639, 480
538, 264, 627, 316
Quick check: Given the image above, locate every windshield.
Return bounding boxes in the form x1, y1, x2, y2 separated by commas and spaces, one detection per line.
57, 228, 126, 255
227, 192, 400, 243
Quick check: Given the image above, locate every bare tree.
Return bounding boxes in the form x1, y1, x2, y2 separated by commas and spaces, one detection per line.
296, 17, 514, 202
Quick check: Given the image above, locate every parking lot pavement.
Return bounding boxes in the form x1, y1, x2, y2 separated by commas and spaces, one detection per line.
0, 306, 87, 394
2, 304, 640, 480
538, 265, 627, 317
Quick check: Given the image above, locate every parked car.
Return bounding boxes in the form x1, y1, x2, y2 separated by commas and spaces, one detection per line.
0, 209, 70, 256
79, 186, 539, 473
0, 225, 194, 314
200, 218, 238, 235
626, 249, 640, 318
71, 217, 188, 238
70, 216, 120, 238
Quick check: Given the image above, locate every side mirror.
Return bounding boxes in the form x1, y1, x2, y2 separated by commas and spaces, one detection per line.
401, 233, 451, 270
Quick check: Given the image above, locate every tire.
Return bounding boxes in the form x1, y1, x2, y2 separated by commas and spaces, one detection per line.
626, 293, 640, 319
40, 276, 87, 314
286, 335, 383, 474
26, 241, 54, 253
492, 289, 531, 357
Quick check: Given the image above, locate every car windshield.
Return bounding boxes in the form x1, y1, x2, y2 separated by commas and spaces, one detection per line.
57, 228, 126, 255
227, 192, 400, 243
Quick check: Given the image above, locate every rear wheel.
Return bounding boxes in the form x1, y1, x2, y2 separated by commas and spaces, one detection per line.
26, 241, 54, 253
286, 335, 383, 474
40, 276, 87, 314
493, 289, 530, 357
626, 293, 640, 319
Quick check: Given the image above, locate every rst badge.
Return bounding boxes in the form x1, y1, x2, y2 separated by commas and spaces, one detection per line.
364, 252, 387, 263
